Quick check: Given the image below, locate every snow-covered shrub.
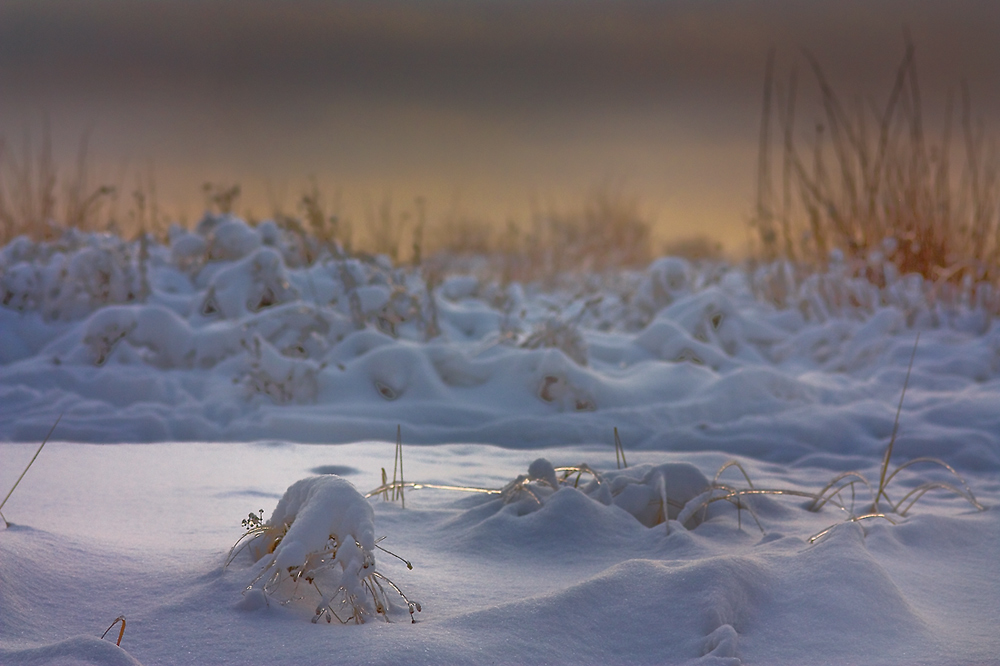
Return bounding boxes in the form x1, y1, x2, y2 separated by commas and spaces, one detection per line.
229, 475, 420, 624
200, 247, 299, 319
521, 317, 588, 366
245, 303, 353, 360
1, 233, 145, 319
204, 217, 261, 261
82, 307, 138, 366
633, 317, 730, 369
169, 228, 208, 272
0, 261, 39, 310
440, 274, 480, 301
535, 372, 596, 412
239, 335, 322, 404
530, 349, 598, 411
606, 462, 712, 526
634, 256, 692, 314
62, 243, 142, 310
74, 305, 245, 368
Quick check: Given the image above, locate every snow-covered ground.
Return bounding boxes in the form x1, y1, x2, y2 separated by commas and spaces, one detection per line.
1, 217, 998, 665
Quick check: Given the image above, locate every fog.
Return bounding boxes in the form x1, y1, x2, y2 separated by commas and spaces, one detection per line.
2, 0, 999, 253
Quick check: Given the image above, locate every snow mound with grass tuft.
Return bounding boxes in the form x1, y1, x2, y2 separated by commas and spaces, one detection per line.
231, 475, 418, 625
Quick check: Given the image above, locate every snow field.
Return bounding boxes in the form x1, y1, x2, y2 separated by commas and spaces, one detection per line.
0, 442, 996, 665
1, 216, 999, 664
1, 216, 998, 462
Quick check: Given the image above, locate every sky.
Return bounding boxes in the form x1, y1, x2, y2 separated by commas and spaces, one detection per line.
2, 0, 1000, 253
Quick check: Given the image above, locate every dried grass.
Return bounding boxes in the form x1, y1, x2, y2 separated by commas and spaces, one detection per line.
680, 337, 985, 541
0, 414, 61, 527
752, 37, 1000, 288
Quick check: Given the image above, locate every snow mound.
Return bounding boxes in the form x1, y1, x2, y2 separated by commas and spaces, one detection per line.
0, 635, 144, 666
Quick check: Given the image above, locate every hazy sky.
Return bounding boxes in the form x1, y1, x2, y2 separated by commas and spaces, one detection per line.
2, 0, 999, 252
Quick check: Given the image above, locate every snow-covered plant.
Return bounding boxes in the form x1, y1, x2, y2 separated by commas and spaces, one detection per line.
495, 458, 711, 527
239, 335, 322, 404
520, 317, 588, 366
227, 475, 420, 624
200, 247, 299, 319
83, 309, 136, 366
0, 233, 147, 319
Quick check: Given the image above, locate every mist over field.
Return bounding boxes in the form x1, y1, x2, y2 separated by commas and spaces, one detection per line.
3, 0, 1000, 252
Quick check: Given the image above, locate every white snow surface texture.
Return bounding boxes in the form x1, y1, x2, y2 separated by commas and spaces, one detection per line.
0, 219, 998, 665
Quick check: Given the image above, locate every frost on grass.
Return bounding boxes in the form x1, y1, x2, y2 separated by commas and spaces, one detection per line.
467, 453, 984, 540
228, 475, 420, 624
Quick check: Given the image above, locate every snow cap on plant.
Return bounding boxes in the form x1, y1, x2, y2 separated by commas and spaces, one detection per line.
232, 474, 419, 624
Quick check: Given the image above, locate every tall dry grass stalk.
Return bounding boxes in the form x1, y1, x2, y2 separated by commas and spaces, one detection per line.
0, 125, 117, 244
752, 38, 1000, 286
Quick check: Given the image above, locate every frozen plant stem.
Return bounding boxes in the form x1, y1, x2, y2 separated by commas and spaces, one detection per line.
874, 333, 919, 512
0, 413, 62, 526
376, 537, 413, 570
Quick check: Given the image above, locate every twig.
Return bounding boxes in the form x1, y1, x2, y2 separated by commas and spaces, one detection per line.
713, 460, 756, 489
613, 427, 628, 469
365, 481, 499, 498
756, 47, 777, 256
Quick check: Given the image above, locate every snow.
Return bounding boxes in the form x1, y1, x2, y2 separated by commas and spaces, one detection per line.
0, 219, 998, 664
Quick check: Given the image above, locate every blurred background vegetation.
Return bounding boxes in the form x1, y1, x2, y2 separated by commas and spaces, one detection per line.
1, 1, 999, 280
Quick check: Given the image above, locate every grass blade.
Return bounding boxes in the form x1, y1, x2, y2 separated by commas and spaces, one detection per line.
100, 615, 126, 647
874, 333, 919, 511
0, 413, 62, 525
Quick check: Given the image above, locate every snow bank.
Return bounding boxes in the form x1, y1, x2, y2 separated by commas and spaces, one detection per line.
1, 220, 998, 475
